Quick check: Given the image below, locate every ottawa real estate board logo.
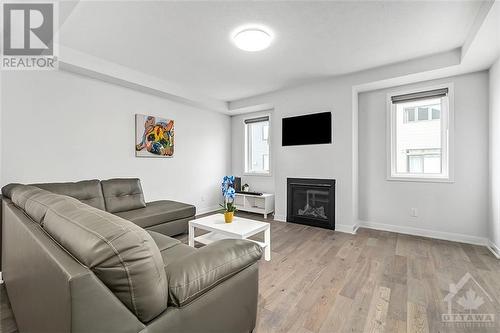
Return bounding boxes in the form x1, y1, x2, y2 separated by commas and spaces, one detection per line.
442, 272, 496, 329
1, 2, 58, 70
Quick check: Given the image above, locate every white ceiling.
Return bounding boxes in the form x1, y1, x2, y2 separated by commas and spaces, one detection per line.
60, 1, 486, 101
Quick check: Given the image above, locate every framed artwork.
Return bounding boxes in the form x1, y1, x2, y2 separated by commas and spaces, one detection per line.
135, 114, 174, 157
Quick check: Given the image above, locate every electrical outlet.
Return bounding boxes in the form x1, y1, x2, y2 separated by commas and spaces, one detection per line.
410, 208, 418, 217
201, 196, 205, 202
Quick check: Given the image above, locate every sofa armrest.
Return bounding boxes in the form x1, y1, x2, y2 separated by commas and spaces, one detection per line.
166, 239, 262, 307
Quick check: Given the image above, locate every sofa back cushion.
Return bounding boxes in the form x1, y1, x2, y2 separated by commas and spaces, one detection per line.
10, 185, 80, 224
33, 180, 106, 211
9, 185, 168, 323
101, 178, 146, 213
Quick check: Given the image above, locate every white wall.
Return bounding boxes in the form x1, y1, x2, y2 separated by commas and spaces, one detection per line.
229, 55, 491, 238
229, 50, 467, 232
1, 70, 231, 214
489, 58, 500, 255
231, 80, 355, 230
359, 72, 489, 243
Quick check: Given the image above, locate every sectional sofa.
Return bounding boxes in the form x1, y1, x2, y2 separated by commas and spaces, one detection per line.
7, 178, 197, 236
1, 179, 262, 333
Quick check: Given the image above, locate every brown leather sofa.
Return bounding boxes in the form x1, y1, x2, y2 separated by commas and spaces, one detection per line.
1, 181, 262, 333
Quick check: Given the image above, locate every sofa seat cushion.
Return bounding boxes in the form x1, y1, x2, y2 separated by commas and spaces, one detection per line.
115, 200, 196, 229
146, 230, 196, 267
160, 243, 197, 267
147, 230, 180, 252
101, 178, 146, 213
166, 239, 262, 307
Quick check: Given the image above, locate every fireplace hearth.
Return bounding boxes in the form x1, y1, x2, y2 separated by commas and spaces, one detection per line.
287, 178, 335, 230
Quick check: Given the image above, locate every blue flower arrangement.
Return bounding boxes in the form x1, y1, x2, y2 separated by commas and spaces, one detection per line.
220, 176, 237, 213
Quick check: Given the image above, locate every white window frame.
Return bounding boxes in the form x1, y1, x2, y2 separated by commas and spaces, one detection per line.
244, 114, 272, 176
386, 83, 454, 183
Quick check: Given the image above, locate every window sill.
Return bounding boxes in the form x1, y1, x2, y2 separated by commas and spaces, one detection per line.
243, 172, 272, 177
386, 176, 454, 183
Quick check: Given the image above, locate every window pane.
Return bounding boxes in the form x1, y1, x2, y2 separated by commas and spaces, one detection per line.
432, 108, 440, 120
418, 107, 428, 121
405, 108, 415, 122
408, 156, 423, 173
395, 98, 442, 174
424, 155, 441, 173
247, 120, 270, 173
263, 154, 269, 170
262, 124, 269, 141
406, 149, 441, 174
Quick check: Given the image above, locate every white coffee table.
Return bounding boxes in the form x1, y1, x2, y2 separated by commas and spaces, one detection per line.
188, 214, 271, 261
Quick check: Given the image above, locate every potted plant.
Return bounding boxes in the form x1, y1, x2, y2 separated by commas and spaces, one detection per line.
220, 176, 237, 223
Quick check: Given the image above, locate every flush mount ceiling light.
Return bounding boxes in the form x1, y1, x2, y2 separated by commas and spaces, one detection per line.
232, 26, 273, 52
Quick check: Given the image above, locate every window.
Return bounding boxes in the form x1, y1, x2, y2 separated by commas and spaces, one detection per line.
388, 85, 453, 181
245, 116, 270, 174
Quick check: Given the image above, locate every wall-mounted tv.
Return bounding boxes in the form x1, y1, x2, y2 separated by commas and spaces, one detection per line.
282, 111, 332, 146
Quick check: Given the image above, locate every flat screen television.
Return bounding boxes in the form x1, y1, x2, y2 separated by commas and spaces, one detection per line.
282, 112, 332, 146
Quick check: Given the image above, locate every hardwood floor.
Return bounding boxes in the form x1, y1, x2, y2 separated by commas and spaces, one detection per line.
0, 278, 17, 333
1, 213, 499, 333
247, 216, 500, 333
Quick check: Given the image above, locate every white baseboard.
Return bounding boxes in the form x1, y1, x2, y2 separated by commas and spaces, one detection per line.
256, 213, 496, 258
274, 214, 286, 222
487, 240, 500, 259
195, 210, 495, 255
271, 214, 357, 234
335, 224, 358, 234
359, 220, 489, 247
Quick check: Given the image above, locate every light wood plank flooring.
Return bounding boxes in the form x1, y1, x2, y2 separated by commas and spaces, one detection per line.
0, 278, 17, 333
246, 217, 500, 333
1, 212, 499, 333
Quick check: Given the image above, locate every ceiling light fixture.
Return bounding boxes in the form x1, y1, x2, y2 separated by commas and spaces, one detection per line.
232, 26, 273, 52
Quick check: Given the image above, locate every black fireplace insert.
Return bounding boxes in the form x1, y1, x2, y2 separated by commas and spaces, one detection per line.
287, 178, 335, 230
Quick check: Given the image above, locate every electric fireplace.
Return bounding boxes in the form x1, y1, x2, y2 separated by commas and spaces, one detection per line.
287, 178, 335, 230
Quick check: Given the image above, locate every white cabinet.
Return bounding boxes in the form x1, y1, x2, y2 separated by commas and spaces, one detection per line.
234, 193, 275, 219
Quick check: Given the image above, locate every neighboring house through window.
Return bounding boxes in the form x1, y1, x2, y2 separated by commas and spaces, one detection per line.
245, 115, 271, 175
404, 104, 441, 123
387, 84, 454, 181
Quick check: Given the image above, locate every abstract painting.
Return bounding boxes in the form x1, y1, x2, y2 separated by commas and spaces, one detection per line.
135, 114, 174, 157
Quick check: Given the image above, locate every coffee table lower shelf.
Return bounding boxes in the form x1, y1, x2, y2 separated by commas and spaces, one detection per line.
194, 232, 267, 248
